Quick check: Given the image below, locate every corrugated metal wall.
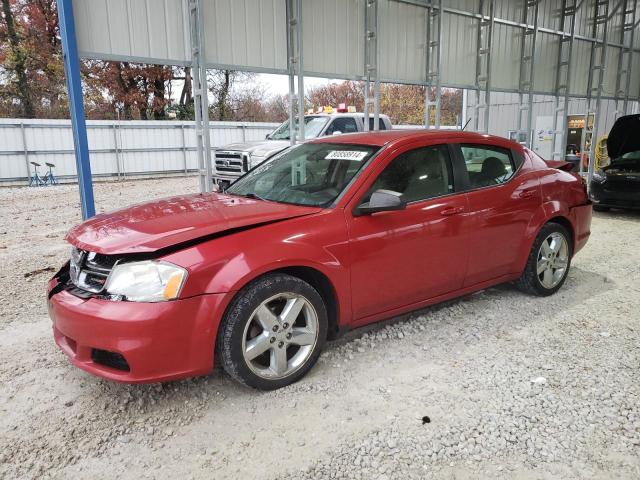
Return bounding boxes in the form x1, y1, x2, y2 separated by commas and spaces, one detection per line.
203, 0, 288, 71
302, 0, 365, 78
440, 12, 477, 87
73, 0, 190, 64
0, 120, 278, 184
72, 0, 640, 100
465, 90, 640, 145
377, 0, 427, 84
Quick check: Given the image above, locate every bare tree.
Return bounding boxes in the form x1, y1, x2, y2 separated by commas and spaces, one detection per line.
1, 0, 34, 117
208, 70, 255, 120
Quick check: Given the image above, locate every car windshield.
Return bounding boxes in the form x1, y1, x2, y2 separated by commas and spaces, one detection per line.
269, 116, 329, 140
226, 143, 379, 207
608, 153, 640, 173
621, 151, 640, 161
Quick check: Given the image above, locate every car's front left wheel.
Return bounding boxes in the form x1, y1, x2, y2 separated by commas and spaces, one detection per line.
217, 273, 328, 390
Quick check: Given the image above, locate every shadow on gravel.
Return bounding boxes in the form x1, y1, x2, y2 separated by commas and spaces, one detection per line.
332, 266, 613, 348
593, 208, 640, 221
74, 267, 613, 411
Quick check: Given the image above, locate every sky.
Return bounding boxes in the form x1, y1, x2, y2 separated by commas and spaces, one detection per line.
171, 72, 339, 103
240, 73, 341, 96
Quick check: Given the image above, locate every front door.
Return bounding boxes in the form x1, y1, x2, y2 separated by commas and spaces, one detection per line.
347, 143, 470, 323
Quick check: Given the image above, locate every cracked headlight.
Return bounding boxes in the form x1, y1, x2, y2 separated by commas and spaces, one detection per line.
104, 261, 187, 302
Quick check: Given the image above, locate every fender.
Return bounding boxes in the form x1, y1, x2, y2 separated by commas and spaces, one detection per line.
207, 249, 350, 327
162, 210, 353, 327
515, 200, 572, 274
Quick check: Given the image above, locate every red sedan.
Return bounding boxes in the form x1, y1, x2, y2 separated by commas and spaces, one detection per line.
48, 130, 592, 390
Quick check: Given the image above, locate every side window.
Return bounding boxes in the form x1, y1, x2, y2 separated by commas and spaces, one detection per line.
368, 145, 454, 203
325, 118, 358, 135
368, 117, 387, 130
460, 145, 515, 188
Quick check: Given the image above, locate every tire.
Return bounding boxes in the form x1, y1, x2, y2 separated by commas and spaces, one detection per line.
593, 205, 610, 212
217, 273, 328, 390
516, 221, 573, 297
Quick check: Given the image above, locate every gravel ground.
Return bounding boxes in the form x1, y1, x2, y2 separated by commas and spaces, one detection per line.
0, 177, 638, 480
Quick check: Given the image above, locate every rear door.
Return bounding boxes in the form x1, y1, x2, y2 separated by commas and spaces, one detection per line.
452, 143, 542, 286
346, 142, 470, 323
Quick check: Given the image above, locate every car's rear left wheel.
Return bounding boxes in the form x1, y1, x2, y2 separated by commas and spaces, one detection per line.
516, 222, 572, 296
218, 273, 327, 390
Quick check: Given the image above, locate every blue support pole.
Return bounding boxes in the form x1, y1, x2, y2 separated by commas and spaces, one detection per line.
56, 0, 95, 219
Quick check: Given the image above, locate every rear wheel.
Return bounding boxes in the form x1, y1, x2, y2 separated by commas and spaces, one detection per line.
593, 205, 610, 212
516, 222, 572, 296
218, 273, 327, 390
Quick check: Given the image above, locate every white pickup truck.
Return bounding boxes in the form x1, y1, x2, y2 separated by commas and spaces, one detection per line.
213, 112, 392, 190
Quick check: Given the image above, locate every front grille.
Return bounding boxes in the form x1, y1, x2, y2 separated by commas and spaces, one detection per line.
215, 151, 245, 173
604, 178, 640, 193
91, 349, 130, 372
70, 248, 117, 293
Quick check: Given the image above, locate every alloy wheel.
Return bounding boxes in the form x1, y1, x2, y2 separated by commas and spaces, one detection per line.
241, 292, 319, 380
536, 232, 569, 289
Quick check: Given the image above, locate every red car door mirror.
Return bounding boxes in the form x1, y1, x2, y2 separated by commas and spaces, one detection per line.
354, 189, 406, 216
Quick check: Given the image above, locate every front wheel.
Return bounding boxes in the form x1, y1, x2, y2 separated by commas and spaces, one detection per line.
516, 222, 572, 296
217, 273, 327, 390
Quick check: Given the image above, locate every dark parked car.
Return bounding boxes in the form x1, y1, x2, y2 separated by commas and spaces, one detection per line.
590, 114, 640, 211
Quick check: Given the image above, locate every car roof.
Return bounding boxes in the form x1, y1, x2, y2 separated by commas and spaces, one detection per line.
310, 129, 516, 148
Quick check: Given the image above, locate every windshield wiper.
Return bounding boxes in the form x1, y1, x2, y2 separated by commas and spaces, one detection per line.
241, 192, 267, 201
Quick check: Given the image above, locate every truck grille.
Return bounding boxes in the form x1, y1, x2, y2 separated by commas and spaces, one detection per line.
215, 151, 247, 173
69, 248, 117, 293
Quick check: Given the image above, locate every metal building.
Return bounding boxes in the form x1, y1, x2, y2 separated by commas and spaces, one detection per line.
57, 0, 640, 218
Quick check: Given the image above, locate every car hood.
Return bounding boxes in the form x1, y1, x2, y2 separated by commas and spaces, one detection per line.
66, 193, 321, 255
218, 140, 290, 158
607, 114, 640, 159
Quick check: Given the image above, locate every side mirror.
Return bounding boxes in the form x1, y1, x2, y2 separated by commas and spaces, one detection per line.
354, 189, 406, 216
332, 130, 343, 136
265, 134, 271, 140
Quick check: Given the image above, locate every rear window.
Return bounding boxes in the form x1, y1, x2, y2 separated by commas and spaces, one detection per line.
460, 145, 516, 188
368, 117, 387, 130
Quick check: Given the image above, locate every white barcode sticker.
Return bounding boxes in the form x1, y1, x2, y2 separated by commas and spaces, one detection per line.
325, 150, 368, 161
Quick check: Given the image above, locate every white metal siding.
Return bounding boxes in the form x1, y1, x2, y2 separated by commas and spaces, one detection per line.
0, 120, 278, 183
630, 52, 640, 98
492, 0, 523, 24
602, 46, 620, 98
443, 0, 480, 11
377, 0, 427, 84
569, 39, 591, 96
533, 32, 560, 94
440, 12, 478, 87
465, 91, 639, 142
490, 24, 521, 91
574, 0, 596, 38
204, 0, 288, 72
301, 0, 365, 79
70, 0, 640, 100
74, 0, 190, 64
